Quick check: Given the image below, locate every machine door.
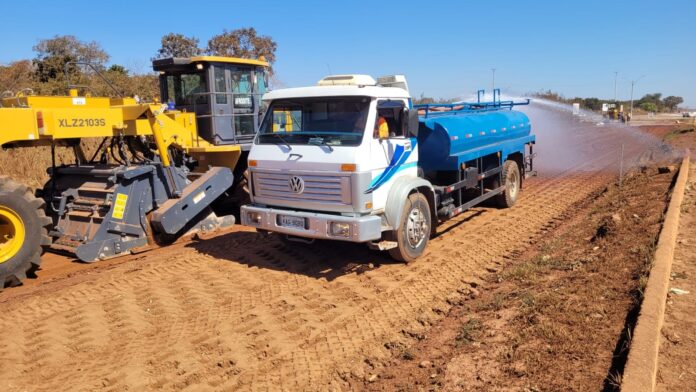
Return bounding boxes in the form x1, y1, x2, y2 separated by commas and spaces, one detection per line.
209, 65, 259, 144
230, 68, 257, 141
211, 65, 234, 143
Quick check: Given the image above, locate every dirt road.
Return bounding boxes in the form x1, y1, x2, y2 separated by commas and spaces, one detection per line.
0, 107, 669, 391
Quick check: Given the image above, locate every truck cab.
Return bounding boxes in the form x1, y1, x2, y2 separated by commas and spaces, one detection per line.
242, 75, 535, 262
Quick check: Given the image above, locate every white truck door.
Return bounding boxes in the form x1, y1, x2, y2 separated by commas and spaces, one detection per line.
366, 99, 418, 208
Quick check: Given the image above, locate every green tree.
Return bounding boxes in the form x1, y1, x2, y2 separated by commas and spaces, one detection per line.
206, 27, 277, 65
637, 93, 663, 111
413, 93, 435, 105
640, 102, 658, 113
33, 35, 109, 81
154, 33, 201, 59
0, 60, 36, 93
662, 96, 684, 112
32, 35, 109, 95
91, 69, 158, 100
533, 89, 566, 103
581, 97, 602, 111
107, 64, 128, 75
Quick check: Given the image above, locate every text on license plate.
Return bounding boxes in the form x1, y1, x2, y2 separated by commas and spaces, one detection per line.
278, 215, 306, 229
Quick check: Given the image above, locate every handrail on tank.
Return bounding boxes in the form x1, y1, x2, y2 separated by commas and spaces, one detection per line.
475, 89, 501, 104
414, 89, 530, 118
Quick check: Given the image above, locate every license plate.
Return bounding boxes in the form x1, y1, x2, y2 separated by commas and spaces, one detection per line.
278, 215, 306, 229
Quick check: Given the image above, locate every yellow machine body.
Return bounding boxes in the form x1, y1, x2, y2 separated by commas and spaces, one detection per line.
0, 95, 240, 170
0, 55, 271, 287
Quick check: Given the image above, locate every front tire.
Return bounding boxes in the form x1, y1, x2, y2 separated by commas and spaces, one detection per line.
389, 193, 431, 263
0, 177, 52, 288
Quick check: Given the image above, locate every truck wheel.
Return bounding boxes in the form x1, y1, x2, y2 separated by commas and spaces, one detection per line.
0, 177, 52, 288
389, 193, 431, 263
495, 160, 521, 208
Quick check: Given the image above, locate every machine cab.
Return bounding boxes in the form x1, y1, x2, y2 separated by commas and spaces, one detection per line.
153, 56, 269, 147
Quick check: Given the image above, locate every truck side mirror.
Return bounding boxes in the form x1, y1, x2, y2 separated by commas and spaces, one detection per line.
407, 109, 419, 138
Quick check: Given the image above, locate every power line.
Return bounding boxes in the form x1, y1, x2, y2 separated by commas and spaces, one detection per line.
629, 75, 646, 117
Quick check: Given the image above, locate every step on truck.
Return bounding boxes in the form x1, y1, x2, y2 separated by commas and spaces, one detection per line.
241, 75, 536, 261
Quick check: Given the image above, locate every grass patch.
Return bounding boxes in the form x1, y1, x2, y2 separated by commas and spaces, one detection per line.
663, 125, 695, 141
455, 318, 482, 345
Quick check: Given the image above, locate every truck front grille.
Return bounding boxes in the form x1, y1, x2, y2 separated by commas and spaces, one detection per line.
252, 171, 351, 205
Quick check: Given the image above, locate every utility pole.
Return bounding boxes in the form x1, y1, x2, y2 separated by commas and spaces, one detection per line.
491, 68, 496, 92
613, 71, 618, 102
629, 75, 645, 118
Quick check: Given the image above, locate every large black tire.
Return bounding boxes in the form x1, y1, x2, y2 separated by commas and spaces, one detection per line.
0, 177, 52, 288
494, 160, 521, 208
389, 193, 431, 263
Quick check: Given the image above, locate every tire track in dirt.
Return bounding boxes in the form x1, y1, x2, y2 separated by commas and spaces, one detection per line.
0, 132, 658, 391
219, 171, 614, 390
0, 175, 609, 391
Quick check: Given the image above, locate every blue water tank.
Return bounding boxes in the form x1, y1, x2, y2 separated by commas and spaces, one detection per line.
417, 109, 532, 172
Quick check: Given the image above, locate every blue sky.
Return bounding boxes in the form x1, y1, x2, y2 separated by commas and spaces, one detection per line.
1, 0, 695, 106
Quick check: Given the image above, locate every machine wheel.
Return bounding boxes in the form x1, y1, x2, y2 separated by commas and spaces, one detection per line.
0, 177, 52, 288
495, 160, 521, 208
389, 193, 431, 263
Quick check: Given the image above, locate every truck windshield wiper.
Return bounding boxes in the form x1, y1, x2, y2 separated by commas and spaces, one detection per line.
308, 136, 334, 152
270, 132, 292, 150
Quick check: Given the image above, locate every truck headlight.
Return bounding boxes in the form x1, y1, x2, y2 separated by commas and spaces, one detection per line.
329, 222, 351, 237
247, 212, 262, 224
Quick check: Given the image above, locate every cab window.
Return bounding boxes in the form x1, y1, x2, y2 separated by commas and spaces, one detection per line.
165, 73, 208, 106
272, 108, 302, 132
214, 67, 227, 104
374, 100, 407, 138
231, 70, 252, 94
256, 68, 268, 95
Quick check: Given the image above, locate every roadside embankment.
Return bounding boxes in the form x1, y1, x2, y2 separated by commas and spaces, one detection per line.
622, 153, 690, 392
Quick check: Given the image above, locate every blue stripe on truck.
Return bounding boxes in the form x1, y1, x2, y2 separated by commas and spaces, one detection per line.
364, 140, 418, 194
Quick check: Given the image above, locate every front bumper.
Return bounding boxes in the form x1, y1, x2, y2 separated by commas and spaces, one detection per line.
241, 205, 382, 243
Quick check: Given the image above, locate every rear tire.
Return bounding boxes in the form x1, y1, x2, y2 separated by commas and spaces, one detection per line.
0, 177, 52, 288
495, 160, 521, 208
389, 193, 431, 263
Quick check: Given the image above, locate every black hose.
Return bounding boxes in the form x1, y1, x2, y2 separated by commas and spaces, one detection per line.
49, 142, 60, 212
110, 138, 123, 165
127, 137, 147, 163
88, 137, 109, 163
117, 138, 130, 166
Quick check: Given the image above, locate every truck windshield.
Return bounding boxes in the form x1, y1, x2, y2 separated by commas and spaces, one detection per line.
257, 97, 369, 147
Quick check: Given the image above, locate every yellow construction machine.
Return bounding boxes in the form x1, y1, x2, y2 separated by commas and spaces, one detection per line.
0, 56, 269, 287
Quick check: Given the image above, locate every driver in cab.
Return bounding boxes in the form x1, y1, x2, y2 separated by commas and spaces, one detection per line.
374, 111, 396, 139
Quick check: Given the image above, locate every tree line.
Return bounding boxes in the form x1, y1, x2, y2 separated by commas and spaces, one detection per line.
154, 29, 276, 65
533, 89, 685, 113
0, 28, 277, 101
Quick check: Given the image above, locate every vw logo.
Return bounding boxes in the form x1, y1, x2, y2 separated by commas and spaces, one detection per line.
288, 176, 305, 194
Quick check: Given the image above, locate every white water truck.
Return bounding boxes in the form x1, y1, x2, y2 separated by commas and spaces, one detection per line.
241, 75, 535, 261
